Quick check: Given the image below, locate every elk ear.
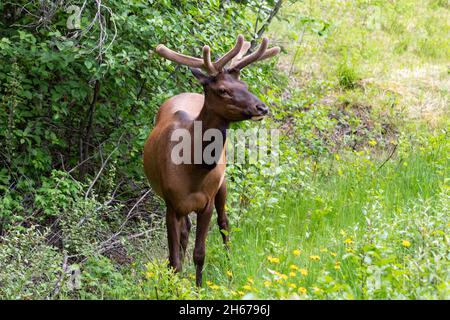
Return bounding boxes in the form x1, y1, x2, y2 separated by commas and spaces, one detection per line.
190, 67, 211, 85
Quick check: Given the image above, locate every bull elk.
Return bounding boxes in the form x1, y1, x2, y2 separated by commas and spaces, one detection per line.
143, 35, 280, 286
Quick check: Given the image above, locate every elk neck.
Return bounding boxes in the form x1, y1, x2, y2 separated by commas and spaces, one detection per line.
194, 97, 229, 143
191, 96, 229, 170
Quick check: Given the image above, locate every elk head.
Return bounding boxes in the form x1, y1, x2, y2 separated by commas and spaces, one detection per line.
155, 35, 280, 122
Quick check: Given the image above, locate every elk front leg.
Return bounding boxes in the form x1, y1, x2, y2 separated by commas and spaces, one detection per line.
166, 206, 182, 273
215, 180, 229, 247
180, 215, 191, 262
193, 205, 213, 287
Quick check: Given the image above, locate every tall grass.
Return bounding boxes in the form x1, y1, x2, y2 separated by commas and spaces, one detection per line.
198, 136, 448, 298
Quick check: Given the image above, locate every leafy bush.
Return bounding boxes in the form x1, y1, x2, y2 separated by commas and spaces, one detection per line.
0, 226, 63, 299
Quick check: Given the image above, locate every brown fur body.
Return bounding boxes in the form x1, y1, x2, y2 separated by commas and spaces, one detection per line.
143, 93, 226, 216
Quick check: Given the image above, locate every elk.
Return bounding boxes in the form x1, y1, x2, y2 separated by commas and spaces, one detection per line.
143, 35, 280, 286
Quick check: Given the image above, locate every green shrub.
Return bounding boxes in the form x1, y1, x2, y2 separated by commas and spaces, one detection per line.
336, 62, 360, 89
0, 226, 64, 299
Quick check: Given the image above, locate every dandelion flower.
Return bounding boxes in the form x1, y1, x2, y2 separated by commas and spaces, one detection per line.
344, 238, 354, 244
330, 252, 337, 257
292, 249, 302, 256
264, 280, 272, 287
288, 283, 297, 289
402, 240, 411, 248
309, 255, 321, 261
226, 270, 233, 277
290, 264, 299, 271
289, 272, 297, 277
209, 284, 220, 290
247, 277, 254, 284
299, 268, 308, 276
145, 271, 154, 279
243, 285, 252, 291
298, 287, 307, 294
267, 256, 280, 264
369, 140, 377, 146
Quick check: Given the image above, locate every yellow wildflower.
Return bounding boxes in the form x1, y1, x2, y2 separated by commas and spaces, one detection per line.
330, 252, 337, 257
309, 255, 321, 261
335, 154, 340, 161
243, 285, 252, 291
145, 271, 154, 279
280, 273, 288, 280
247, 277, 254, 284
335, 261, 341, 270
369, 140, 377, 146
267, 256, 280, 264
402, 240, 411, 248
289, 272, 297, 277
264, 280, 272, 287
298, 287, 307, 294
290, 264, 299, 271
226, 270, 233, 277
209, 284, 220, 290
299, 268, 308, 276
344, 238, 354, 244
292, 249, 302, 256
320, 248, 328, 253
238, 291, 245, 296
288, 283, 297, 289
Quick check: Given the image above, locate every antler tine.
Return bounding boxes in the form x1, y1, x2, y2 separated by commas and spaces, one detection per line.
155, 44, 204, 69
258, 46, 281, 61
214, 34, 245, 71
230, 41, 251, 67
202, 45, 218, 75
232, 37, 269, 70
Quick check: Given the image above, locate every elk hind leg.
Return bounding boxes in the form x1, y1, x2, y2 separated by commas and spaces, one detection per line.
215, 180, 229, 247
180, 215, 191, 262
166, 206, 182, 273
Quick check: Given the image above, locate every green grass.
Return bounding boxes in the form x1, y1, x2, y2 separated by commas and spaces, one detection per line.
196, 138, 448, 299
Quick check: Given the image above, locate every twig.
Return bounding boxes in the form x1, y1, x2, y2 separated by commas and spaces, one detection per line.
100, 189, 153, 246
251, 0, 283, 49
288, 25, 306, 77
47, 253, 68, 300
98, 229, 156, 254
378, 144, 398, 170
84, 133, 124, 199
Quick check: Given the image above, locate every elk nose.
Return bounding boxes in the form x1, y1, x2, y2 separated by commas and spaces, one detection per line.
256, 103, 268, 115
